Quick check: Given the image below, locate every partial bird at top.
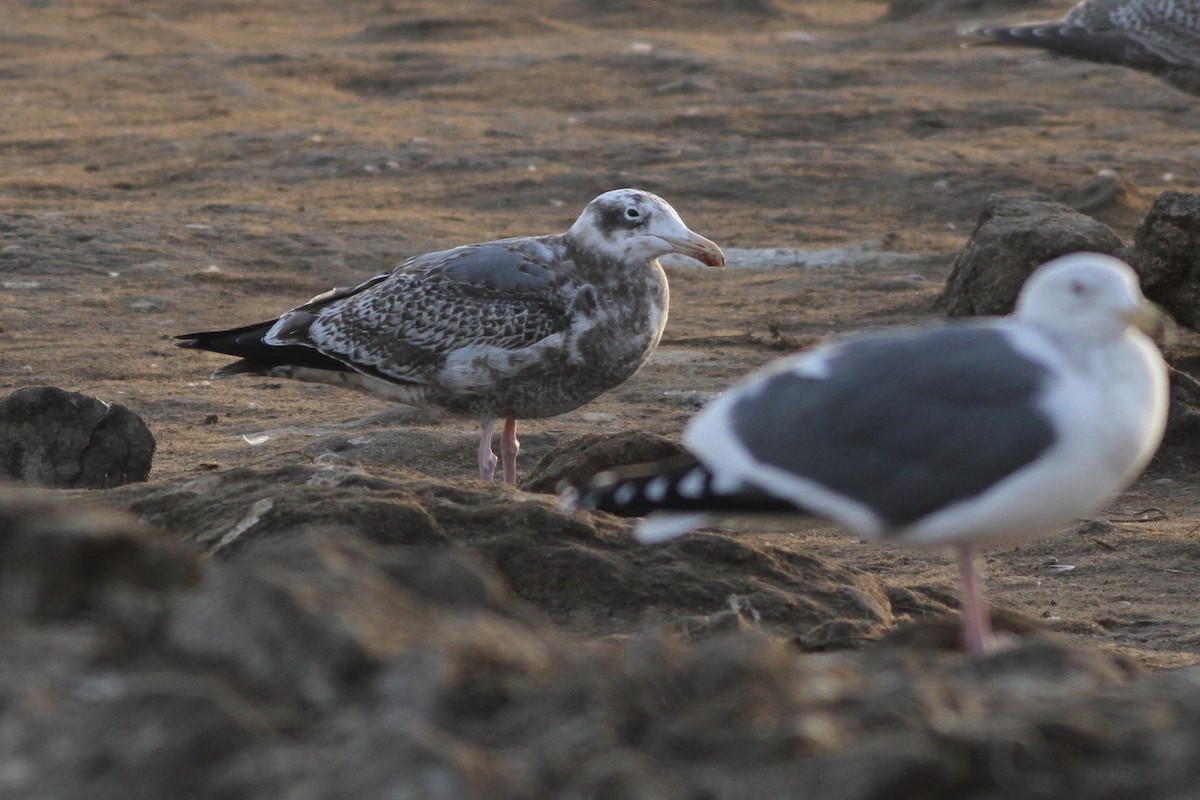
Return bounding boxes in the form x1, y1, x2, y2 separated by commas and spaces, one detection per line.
976, 0, 1200, 95
177, 189, 725, 485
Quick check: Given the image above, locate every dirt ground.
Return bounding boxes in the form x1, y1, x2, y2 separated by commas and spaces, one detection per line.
7, 0, 1200, 794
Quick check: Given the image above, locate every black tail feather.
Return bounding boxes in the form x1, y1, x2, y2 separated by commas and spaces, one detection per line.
977, 25, 1165, 70
175, 321, 352, 374
565, 456, 797, 518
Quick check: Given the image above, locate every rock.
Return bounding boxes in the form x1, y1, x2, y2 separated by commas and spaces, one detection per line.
0, 482, 198, 630
0, 479, 550, 800
1123, 192, 1200, 330
0, 386, 155, 488
8, 470, 1200, 798
162, 536, 426, 709
107, 464, 894, 640
936, 193, 1124, 317
1053, 169, 1141, 216
1161, 367, 1200, 450
520, 430, 688, 494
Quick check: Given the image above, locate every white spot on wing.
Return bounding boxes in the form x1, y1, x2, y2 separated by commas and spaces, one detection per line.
644, 476, 670, 501
676, 468, 707, 498
613, 483, 638, 507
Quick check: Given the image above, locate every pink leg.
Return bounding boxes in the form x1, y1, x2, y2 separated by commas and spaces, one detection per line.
477, 417, 498, 482
957, 546, 995, 655
500, 417, 519, 486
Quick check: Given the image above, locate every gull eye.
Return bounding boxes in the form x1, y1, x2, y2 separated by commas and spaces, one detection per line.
1069, 280, 1088, 296
624, 207, 641, 220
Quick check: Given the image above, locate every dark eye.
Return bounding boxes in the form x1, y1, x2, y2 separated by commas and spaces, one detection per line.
625, 207, 641, 220
1070, 280, 1087, 295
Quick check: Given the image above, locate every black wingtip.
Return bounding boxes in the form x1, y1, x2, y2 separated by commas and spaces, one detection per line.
173, 320, 281, 352
564, 456, 798, 518
563, 455, 697, 517
974, 23, 1167, 70
174, 319, 356, 376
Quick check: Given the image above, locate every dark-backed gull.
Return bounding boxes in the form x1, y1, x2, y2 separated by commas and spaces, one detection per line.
177, 189, 725, 485
568, 253, 1170, 654
976, 0, 1200, 95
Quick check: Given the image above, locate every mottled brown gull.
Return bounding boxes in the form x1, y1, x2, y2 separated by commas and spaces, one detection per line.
568, 254, 1170, 654
177, 189, 725, 484
977, 0, 1200, 95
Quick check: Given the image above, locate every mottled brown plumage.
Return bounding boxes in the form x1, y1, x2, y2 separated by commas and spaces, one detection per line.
977, 0, 1200, 95
178, 189, 724, 484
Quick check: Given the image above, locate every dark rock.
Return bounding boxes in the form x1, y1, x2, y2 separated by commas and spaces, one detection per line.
797, 618, 882, 650
1123, 191, 1200, 330
108, 464, 894, 640
1161, 366, 1200, 450
9, 470, 1200, 798
116, 464, 447, 555
884, 584, 957, 618
521, 430, 688, 494
0, 480, 551, 799
682, 607, 757, 638
936, 193, 1123, 317
162, 548, 379, 709
8, 671, 262, 800
0, 482, 198, 630
956, 636, 1140, 683
1053, 169, 1141, 216
0, 386, 155, 488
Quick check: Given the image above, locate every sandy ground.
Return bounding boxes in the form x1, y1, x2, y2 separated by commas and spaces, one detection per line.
6, 0, 1200, 684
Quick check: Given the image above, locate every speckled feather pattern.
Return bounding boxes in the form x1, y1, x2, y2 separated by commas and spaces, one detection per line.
1105, 0, 1200, 66
980, 0, 1200, 93
264, 234, 668, 418
177, 188, 723, 467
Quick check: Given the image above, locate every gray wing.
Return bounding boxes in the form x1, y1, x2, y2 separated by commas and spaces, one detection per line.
1109, 0, 1200, 66
1063, 0, 1128, 27
720, 326, 1057, 529
269, 237, 582, 384
984, 0, 1200, 70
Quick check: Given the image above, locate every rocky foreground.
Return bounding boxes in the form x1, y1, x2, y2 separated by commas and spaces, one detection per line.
5, 464, 1200, 800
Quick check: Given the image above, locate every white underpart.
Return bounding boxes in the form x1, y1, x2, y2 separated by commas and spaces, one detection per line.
899, 325, 1164, 546
636, 512, 716, 544
640, 254, 1169, 548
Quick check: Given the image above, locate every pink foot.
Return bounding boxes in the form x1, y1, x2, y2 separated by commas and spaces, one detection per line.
957, 546, 996, 655
477, 418, 498, 481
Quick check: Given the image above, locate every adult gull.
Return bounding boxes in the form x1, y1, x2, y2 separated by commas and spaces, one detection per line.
567, 253, 1170, 654
177, 189, 725, 485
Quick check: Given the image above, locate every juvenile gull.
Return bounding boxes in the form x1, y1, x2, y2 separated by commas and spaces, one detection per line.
177, 189, 725, 485
976, 0, 1200, 95
568, 254, 1170, 654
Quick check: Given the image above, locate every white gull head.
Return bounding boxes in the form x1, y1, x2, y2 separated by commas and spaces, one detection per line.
1015, 252, 1172, 344
566, 188, 725, 268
